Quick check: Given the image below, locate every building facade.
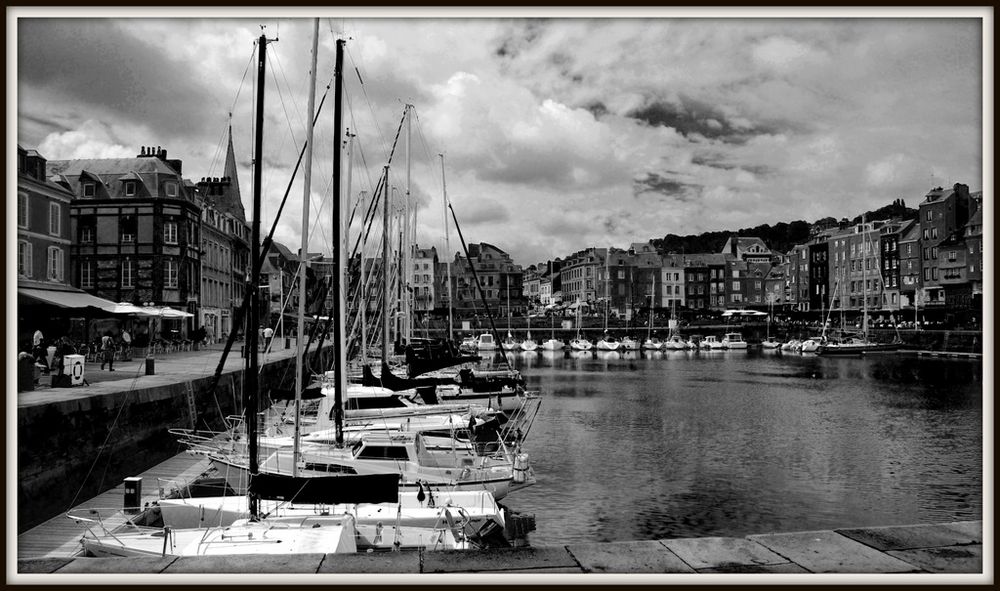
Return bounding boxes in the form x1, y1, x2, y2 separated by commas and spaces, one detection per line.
51, 146, 202, 338
17, 146, 74, 291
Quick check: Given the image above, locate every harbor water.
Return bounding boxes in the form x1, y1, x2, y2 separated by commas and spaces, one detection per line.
503, 349, 983, 547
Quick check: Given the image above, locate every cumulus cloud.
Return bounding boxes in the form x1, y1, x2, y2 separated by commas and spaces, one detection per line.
15, 15, 984, 265
37, 120, 134, 160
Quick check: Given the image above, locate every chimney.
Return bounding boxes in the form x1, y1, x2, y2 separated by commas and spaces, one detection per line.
730, 235, 738, 256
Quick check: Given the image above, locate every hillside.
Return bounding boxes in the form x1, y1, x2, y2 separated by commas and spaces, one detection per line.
649, 199, 917, 255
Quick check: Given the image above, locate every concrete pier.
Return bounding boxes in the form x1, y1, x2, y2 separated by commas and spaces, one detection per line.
16, 521, 984, 576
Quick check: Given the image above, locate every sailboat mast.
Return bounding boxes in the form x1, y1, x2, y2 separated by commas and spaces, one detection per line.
439, 154, 454, 343
247, 30, 269, 520
331, 38, 346, 446
604, 247, 610, 331
862, 215, 868, 339
293, 18, 319, 471
382, 165, 391, 365
404, 105, 413, 345
647, 273, 654, 341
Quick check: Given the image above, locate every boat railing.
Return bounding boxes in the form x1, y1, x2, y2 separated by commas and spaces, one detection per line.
66, 507, 147, 543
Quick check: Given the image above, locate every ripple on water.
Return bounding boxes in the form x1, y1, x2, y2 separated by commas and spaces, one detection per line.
509, 352, 982, 546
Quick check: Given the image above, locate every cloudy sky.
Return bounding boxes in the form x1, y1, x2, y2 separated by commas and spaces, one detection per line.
14, 9, 986, 266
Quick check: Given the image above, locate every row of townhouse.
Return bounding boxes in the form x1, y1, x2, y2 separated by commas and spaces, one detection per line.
255, 183, 982, 329
16, 136, 318, 342
784, 183, 982, 316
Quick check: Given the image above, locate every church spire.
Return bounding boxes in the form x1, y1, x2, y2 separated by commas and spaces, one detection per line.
222, 122, 247, 223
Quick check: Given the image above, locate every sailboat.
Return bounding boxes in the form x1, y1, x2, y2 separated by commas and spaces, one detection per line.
541, 311, 563, 350
819, 216, 900, 355
569, 301, 593, 351
501, 286, 520, 351
521, 314, 538, 352
595, 248, 620, 351
761, 297, 780, 348
69, 28, 366, 558
84, 31, 518, 555
642, 276, 663, 350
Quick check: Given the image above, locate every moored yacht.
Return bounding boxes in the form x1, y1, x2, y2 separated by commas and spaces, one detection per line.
721, 332, 748, 349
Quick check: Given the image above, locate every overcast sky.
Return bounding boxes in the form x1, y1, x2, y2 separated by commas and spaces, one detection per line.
14, 9, 986, 266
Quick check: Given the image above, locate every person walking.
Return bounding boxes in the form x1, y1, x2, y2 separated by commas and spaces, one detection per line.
99, 332, 115, 371
121, 329, 132, 361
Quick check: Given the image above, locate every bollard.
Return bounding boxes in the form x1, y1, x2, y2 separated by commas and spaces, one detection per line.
285, 337, 291, 349
123, 476, 142, 514
145, 357, 155, 375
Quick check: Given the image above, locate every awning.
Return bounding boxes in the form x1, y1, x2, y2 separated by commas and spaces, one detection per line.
145, 306, 194, 318
107, 302, 157, 316
18, 288, 121, 311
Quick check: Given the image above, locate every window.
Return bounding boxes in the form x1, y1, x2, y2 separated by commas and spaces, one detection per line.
49, 202, 61, 235
163, 260, 177, 289
121, 215, 137, 243
18, 193, 28, 228
732, 269, 740, 278
931, 228, 938, 239
81, 261, 94, 288
18, 241, 32, 277
122, 259, 134, 288
754, 281, 762, 290
164, 182, 178, 197
923, 268, 930, 281
617, 270, 624, 279
164, 221, 178, 244
926, 210, 932, 221
47, 247, 64, 281
80, 225, 95, 244
947, 250, 957, 262
732, 281, 740, 291
931, 247, 938, 259
124, 181, 137, 196
83, 183, 96, 197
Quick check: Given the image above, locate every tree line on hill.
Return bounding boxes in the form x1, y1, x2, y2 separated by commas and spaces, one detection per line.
650, 199, 917, 255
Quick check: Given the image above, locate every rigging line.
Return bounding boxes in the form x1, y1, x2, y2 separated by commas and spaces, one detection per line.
207, 44, 257, 178
346, 47, 391, 163
199, 81, 334, 407
411, 109, 446, 199
344, 88, 381, 201
268, 54, 302, 162
206, 122, 229, 179
352, 109, 406, 257
270, 40, 308, 137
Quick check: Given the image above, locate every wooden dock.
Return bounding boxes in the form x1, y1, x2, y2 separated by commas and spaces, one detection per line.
16, 520, 984, 577
15, 452, 984, 577
16, 452, 211, 560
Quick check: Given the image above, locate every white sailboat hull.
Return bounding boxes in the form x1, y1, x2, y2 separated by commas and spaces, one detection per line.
80, 517, 358, 558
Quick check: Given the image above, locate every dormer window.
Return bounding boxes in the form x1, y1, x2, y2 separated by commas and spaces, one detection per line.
83, 183, 96, 197
165, 182, 178, 197
124, 181, 137, 196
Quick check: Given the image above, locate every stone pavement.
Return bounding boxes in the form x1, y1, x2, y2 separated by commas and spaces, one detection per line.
15, 521, 985, 578
17, 339, 301, 409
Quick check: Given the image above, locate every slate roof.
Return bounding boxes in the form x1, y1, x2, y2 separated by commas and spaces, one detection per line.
47, 156, 185, 200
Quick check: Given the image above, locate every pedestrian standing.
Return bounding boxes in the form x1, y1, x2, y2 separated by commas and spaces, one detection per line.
33, 329, 44, 348
263, 326, 274, 351
100, 332, 115, 371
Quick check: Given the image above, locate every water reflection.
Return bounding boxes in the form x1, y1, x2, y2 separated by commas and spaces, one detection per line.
508, 351, 983, 546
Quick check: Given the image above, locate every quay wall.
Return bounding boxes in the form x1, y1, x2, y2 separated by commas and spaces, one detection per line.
16, 348, 333, 533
